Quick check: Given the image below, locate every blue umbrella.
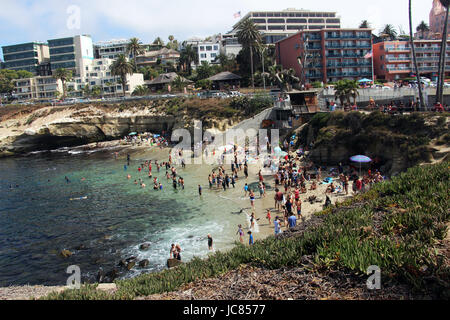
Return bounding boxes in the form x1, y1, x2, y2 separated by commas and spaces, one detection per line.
358, 78, 373, 83
350, 155, 372, 176
350, 155, 372, 163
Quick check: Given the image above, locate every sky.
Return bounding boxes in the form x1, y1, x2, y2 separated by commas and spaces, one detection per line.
0, 0, 433, 58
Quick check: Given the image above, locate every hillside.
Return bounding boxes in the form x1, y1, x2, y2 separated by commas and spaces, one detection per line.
44, 161, 450, 300
297, 111, 450, 176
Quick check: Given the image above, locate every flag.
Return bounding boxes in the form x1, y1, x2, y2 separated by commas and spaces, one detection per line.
364, 51, 373, 59
234, 11, 241, 18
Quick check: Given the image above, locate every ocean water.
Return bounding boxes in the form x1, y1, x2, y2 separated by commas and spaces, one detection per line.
0, 147, 250, 286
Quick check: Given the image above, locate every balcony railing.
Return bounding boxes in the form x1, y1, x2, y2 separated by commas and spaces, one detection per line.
325, 34, 341, 39
385, 57, 410, 62
326, 54, 342, 58
385, 47, 410, 52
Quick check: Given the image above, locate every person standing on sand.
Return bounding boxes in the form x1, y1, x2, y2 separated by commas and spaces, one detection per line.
249, 190, 255, 208
198, 184, 202, 196
250, 212, 256, 230
288, 213, 297, 228
244, 183, 249, 197
274, 217, 281, 235
248, 231, 254, 245
274, 188, 283, 211
266, 209, 272, 225
237, 224, 244, 243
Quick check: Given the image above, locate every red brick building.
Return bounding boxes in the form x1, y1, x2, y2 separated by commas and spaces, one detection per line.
373, 40, 450, 81
275, 28, 373, 84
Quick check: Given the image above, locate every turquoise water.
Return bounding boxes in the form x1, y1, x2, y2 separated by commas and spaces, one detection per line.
0, 147, 248, 286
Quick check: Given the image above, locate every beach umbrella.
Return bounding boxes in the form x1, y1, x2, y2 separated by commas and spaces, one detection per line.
350, 155, 372, 177
129, 132, 137, 136
358, 78, 373, 83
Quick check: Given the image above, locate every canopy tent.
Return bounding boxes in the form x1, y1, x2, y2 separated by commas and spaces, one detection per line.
358, 78, 373, 83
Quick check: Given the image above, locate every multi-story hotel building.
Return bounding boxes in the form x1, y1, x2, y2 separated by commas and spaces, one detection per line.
65, 58, 144, 97
275, 28, 373, 84
2, 42, 50, 75
48, 35, 94, 77
430, 0, 450, 36
230, 8, 341, 44
94, 39, 132, 60
14, 76, 62, 100
373, 40, 450, 81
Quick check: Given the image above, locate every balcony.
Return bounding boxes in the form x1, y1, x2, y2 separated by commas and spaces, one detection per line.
326, 54, 342, 58
386, 66, 411, 72
385, 56, 410, 62
385, 47, 410, 52
306, 46, 322, 50
306, 73, 323, 78
414, 47, 441, 52
342, 53, 366, 58
306, 64, 323, 68
325, 34, 341, 39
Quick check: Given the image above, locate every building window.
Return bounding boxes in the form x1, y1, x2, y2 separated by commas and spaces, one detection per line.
206, 46, 212, 51
213, 45, 218, 51
200, 46, 205, 51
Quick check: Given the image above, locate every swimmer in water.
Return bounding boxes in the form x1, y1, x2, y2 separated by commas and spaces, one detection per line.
127, 174, 131, 180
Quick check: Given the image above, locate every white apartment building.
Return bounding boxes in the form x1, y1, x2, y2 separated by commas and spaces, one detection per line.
198, 41, 221, 65
48, 35, 94, 78
66, 58, 144, 97
14, 76, 63, 100
2, 42, 50, 75
94, 39, 132, 60
14, 58, 144, 101
230, 8, 341, 44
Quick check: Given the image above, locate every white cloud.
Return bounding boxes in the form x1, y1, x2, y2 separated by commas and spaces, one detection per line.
0, 0, 433, 49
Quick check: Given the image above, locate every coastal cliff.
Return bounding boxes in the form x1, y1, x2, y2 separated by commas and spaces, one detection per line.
297, 111, 450, 175
0, 97, 266, 157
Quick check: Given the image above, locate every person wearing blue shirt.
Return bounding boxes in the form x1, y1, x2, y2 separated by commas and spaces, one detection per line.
274, 217, 281, 235
288, 214, 297, 228
248, 231, 254, 245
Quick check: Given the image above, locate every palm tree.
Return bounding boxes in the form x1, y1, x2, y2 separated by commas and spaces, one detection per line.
179, 44, 198, 75
153, 37, 164, 46
380, 24, 398, 40
416, 21, 430, 33
359, 20, 371, 29
127, 38, 145, 71
54, 68, 72, 101
236, 18, 262, 90
334, 80, 359, 106
110, 54, 134, 96
171, 75, 188, 92
436, 0, 450, 104
132, 85, 149, 96
409, 0, 425, 111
